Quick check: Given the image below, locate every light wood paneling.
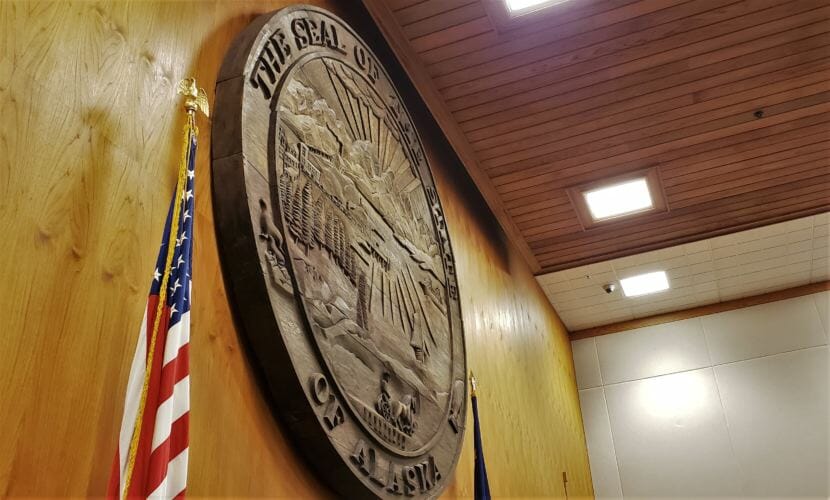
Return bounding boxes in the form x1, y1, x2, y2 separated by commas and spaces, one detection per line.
0, 1, 590, 497
368, 0, 830, 273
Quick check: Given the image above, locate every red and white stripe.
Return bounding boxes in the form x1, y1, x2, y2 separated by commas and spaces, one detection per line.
107, 294, 190, 499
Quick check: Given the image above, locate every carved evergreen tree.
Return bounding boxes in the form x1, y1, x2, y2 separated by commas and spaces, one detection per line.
343, 247, 352, 280
278, 171, 289, 214
347, 250, 357, 284
333, 217, 343, 265
324, 211, 334, 252
356, 272, 368, 329
312, 199, 324, 244
290, 181, 303, 239
338, 221, 347, 267
300, 182, 314, 250
342, 230, 352, 278
281, 173, 294, 227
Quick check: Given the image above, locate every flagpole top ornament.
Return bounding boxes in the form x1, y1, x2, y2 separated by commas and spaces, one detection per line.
177, 78, 209, 118
470, 372, 477, 397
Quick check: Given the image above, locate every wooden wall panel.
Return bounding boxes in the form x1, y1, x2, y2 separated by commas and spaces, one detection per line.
0, 1, 590, 497
417, 104, 593, 499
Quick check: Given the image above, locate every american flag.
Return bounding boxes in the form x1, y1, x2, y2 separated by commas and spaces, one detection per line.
108, 132, 195, 499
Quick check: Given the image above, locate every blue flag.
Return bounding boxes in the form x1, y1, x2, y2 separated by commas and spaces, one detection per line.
472, 390, 491, 500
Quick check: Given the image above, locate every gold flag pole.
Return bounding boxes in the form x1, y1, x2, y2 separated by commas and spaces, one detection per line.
120, 78, 208, 499
470, 371, 477, 397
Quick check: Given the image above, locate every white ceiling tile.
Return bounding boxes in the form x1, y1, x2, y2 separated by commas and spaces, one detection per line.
550, 283, 609, 304
717, 288, 750, 302
566, 271, 618, 291
695, 290, 721, 304
785, 249, 816, 266
631, 295, 700, 317
692, 271, 717, 285
569, 311, 634, 331
761, 221, 787, 237
542, 280, 574, 294
712, 223, 781, 248
685, 250, 713, 265
584, 261, 616, 275
711, 231, 750, 249
671, 279, 703, 294
688, 260, 714, 275
666, 274, 694, 290
709, 234, 736, 250
566, 300, 633, 318
714, 245, 787, 272
542, 273, 616, 302
554, 293, 624, 313
711, 244, 739, 260
736, 232, 789, 253
718, 271, 812, 300
661, 255, 690, 270
548, 213, 827, 331
787, 238, 813, 254
810, 261, 829, 282
693, 281, 718, 293
781, 216, 815, 232
785, 227, 813, 243
811, 271, 830, 282
556, 262, 614, 282
683, 239, 711, 254
717, 261, 811, 289
537, 271, 571, 286
715, 250, 810, 280
612, 245, 685, 270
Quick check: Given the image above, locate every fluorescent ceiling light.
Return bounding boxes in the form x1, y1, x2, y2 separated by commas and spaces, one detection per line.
584, 178, 653, 220
620, 271, 669, 297
506, 0, 570, 12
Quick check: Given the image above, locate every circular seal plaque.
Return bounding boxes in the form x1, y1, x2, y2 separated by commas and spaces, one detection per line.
212, 6, 467, 498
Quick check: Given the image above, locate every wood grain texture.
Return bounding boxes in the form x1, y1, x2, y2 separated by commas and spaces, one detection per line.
0, 1, 590, 497
371, 0, 830, 274
570, 281, 830, 339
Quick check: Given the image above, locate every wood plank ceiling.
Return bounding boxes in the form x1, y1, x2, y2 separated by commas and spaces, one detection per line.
363, 0, 830, 274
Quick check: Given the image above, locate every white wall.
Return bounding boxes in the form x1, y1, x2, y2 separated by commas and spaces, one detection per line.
573, 292, 829, 498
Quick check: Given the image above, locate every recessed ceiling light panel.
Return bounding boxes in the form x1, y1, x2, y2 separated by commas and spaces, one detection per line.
566, 167, 667, 229
505, 0, 571, 13
620, 271, 669, 297
585, 178, 653, 220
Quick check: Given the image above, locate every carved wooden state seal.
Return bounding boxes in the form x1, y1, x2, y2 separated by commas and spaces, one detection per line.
212, 5, 467, 498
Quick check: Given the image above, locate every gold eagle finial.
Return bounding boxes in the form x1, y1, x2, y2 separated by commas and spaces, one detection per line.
177, 78, 209, 118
